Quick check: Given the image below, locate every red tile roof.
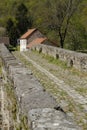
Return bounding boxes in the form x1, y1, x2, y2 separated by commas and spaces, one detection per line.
27, 37, 47, 48
20, 28, 37, 39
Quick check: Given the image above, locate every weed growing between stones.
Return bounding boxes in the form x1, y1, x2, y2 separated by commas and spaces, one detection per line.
16, 115, 29, 130
4, 81, 30, 130
20, 115, 28, 130
0, 58, 3, 76
4, 82, 17, 121
75, 87, 87, 96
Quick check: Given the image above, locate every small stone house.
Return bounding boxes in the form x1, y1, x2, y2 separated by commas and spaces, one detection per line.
19, 28, 58, 51
19, 28, 45, 51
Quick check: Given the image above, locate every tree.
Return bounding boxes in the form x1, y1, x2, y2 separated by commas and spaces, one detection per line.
6, 3, 33, 47
65, 20, 87, 51
6, 18, 19, 46
15, 3, 33, 36
6, 18, 14, 34
42, 0, 82, 48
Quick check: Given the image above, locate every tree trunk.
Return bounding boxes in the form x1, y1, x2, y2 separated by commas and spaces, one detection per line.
60, 38, 64, 48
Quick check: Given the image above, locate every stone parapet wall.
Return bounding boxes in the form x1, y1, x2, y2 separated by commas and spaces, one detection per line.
0, 44, 80, 130
31, 44, 87, 72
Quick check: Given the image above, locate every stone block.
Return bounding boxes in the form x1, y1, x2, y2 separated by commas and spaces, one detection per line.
28, 108, 80, 130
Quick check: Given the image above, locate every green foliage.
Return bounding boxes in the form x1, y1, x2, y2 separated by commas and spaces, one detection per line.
6, 18, 19, 46
15, 3, 33, 36
5, 3, 33, 47
7, 44, 17, 51
0, 0, 87, 50
65, 14, 87, 50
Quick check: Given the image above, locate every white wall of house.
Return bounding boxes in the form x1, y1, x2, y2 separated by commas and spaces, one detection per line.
20, 39, 27, 52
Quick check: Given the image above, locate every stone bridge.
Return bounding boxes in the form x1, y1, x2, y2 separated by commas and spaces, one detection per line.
0, 44, 81, 130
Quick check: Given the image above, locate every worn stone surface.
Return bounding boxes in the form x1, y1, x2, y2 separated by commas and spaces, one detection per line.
28, 108, 80, 130
9, 65, 57, 113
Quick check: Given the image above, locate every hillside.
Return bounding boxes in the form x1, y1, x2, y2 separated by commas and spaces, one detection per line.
0, 0, 87, 50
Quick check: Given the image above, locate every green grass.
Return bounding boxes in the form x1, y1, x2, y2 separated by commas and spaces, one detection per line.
44, 55, 67, 68
0, 58, 2, 76
16, 45, 20, 51
32, 50, 68, 69
75, 87, 87, 96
